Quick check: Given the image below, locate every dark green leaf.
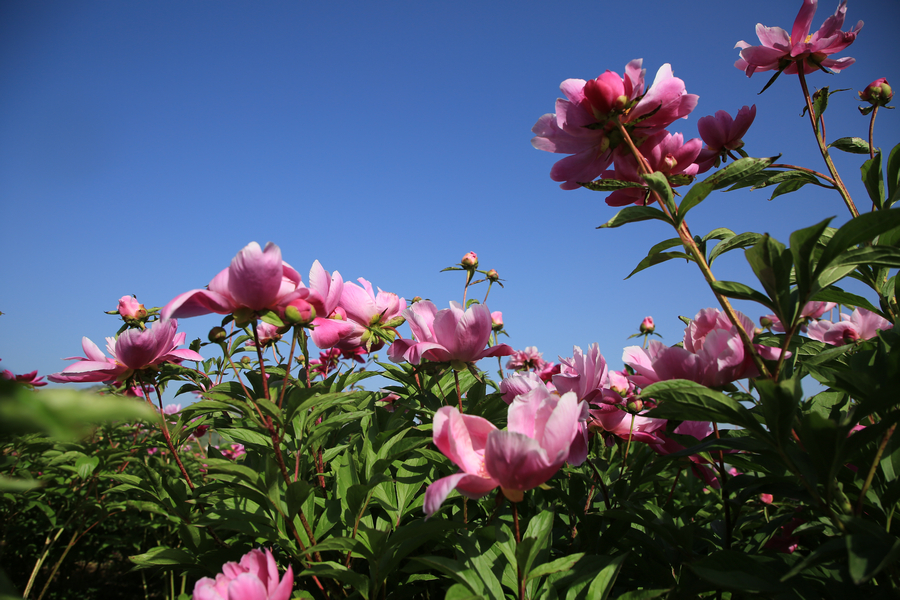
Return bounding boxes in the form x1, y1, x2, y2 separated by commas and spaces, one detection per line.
688, 551, 786, 593
790, 217, 833, 300
626, 251, 693, 279
597, 206, 672, 229
580, 179, 645, 192
828, 136, 871, 154
641, 380, 769, 438
887, 142, 900, 206
861, 151, 885, 210
815, 208, 900, 278
708, 232, 764, 265
708, 280, 774, 310
642, 172, 676, 216
677, 157, 777, 224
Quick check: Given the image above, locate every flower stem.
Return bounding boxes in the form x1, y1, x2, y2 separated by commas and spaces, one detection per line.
512, 501, 524, 600
797, 70, 859, 217
277, 327, 299, 411
143, 374, 194, 490
251, 321, 270, 401
712, 422, 732, 549
453, 370, 463, 412
856, 423, 895, 516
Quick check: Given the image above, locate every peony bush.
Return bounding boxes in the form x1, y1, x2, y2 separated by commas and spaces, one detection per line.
2, 1, 899, 598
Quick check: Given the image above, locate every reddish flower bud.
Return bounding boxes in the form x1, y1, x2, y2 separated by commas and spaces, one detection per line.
640, 316, 655, 333
859, 78, 892, 106
626, 399, 644, 413
284, 298, 316, 325
487, 269, 500, 282
491, 311, 503, 332
461, 251, 478, 269
118, 295, 147, 321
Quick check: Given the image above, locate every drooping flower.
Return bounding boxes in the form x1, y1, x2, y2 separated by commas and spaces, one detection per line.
162, 242, 313, 322
532, 60, 697, 190
734, 0, 863, 77
388, 301, 513, 368
807, 307, 893, 346
193, 548, 293, 600
424, 388, 582, 516
695, 105, 757, 173
624, 308, 782, 388
48, 320, 203, 384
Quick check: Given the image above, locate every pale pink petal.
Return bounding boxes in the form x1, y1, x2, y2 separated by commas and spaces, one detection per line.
228, 242, 285, 311
226, 573, 268, 600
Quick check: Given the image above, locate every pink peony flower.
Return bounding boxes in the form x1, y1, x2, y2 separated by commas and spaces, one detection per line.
424, 388, 582, 516
601, 131, 702, 206
162, 242, 314, 321
48, 320, 203, 384
552, 344, 609, 404
310, 277, 405, 353
221, 443, 246, 461
499, 371, 548, 405
117, 295, 147, 321
807, 307, 893, 346
193, 548, 293, 600
387, 301, 513, 367
246, 322, 283, 347
624, 308, 782, 388
649, 421, 719, 487
761, 301, 835, 332
695, 105, 757, 173
735, 0, 862, 77
532, 60, 697, 190
505, 346, 546, 372
1, 368, 47, 388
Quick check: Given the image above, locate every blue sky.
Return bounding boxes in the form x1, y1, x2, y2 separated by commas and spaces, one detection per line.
1, 0, 897, 399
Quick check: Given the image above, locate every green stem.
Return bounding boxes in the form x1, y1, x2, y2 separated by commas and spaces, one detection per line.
856, 423, 896, 516
797, 70, 859, 218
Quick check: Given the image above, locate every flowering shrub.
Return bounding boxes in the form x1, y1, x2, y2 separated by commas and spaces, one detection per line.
3, 1, 900, 598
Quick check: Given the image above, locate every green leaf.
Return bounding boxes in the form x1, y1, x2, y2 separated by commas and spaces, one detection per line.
642, 172, 676, 216
518, 509, 554, 580
745, 233, 794, 324
815, 208, 900, 278
688, 551, 786, 593
790, 217, 833, 300
861, 151, 885, 210
0, 475, 41, 492
708, 280, 774, 310
677, 156, 777, 224
708, 232, 764, 265
526, 553, 585, 582
585, 553, 626, 600
756, 377, 801, 449
626, 251, 693, 279
846, 532, 900, 584
75, 455, 99, 479
828, 136, 871, 154
597, 206, 672, 229
130, 546, 196, 568
809, 287, 881, 314
641, 380, 769, 438
581, 179, 645, 192
886, 142, 900, 206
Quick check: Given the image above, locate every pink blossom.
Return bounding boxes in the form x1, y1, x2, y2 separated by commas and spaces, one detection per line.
601, 131, 702, 206
310, 277, 405, 353
505, 346, 546, 372
246, 323, 283, 348
649, 421, 719, 487
49, 320, 203, 384
162, 242, 312, 321
532, 60, 697, 190
624, 308, 782, 388
695, 105, 757, 173
640, 316, 655, 333
461, 251, 478, 268
2, 368, 47, 388
193, 548, 293, 600
388, 301, 513, 367
552, 344, 609, 404
761, 301, 835, 332
499, 371, 547, 404
490, 311, 504, 332
117, 295, 147, 321
735, 0, 862, 77
424, 388, 582, 516
807, 307, 893, 346
221, 443, 246, 461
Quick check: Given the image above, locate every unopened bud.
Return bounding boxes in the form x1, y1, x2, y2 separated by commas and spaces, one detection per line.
208, 327, 227, 343
240, 356, 252, 366
487, 269, 499, 282
859, 78, 893, 106
284, 299, 316, 325
384, 316, 406, 328
626, 399, 643, 413
461, 251, 478, 269
841, 328, 860, 345
411, 296, 423, 304
639, 316, 655, 334
491, 311, 503, 332
759, 316, 774, 328
117, 295, 147, 321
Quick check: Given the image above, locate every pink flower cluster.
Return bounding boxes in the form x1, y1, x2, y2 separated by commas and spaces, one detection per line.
162, 242, 406, 356
1, 360, 47, 388
807, 307, 893, 346
193, 548, 293, 600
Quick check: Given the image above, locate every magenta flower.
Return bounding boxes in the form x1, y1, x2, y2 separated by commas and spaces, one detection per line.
859, 77, 892, 105
761, 301, 835, 333
1, 368, 47, 388
695, 105, 757, 173
590, 404, 666, 444
387, 301, 513, 367
48, 320, 203, 384
162, 242, 310, 321
193, 548, 293, 600
735, 0, 862, 77
640, 317, 655, 333
499, 371, 550, 405
505, 346, 546, 372
624, 308, 782, 388
532, 60, 697, 190
552, 344, 609, 404
424, 388, 582, 516
807, 308, 893, 346
649, 421, 719, 487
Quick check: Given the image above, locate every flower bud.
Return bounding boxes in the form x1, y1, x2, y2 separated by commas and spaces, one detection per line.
284, 299, 316, 325
208, 327, 227, 343
383, 316, 406, 328
491, 311, 503, 332
626, 398, 643, 414
639, 316, 655, 334
841, 328, 860, 345
461, 251, 478, 269
118, 295, 147, 321
240, 356, 252, 366
859, 78, 893, 106
487, 269, 499, 282
411, 296, 423, 304
759, 316, 774, 329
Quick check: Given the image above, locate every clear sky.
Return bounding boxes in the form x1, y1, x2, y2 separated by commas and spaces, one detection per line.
2, 0, 897, 398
